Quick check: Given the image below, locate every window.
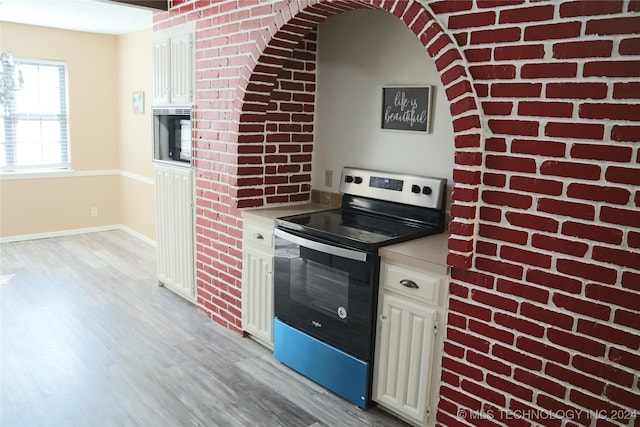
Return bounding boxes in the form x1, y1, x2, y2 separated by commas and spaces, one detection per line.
1, 59, 69, 172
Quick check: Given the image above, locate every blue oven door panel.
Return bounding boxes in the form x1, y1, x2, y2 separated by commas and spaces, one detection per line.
274, 318, 371, 409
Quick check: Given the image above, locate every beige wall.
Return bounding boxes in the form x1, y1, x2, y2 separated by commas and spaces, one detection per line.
314, 10, 455, 187
118, 29, 156, 241
2, 23, 120, 170
0, 22, 155, 241
0, 175, 120, 237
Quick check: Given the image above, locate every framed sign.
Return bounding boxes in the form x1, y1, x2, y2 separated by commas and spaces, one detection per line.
381, 86, 432, 132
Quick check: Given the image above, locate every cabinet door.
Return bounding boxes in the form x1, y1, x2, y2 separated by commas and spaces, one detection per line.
155, 166, 172, 285
155, 165, 195, 301
374, 292, 437, 424
152, 37, 171, 105
170, 32, 193, 105
242, 246, 274, 347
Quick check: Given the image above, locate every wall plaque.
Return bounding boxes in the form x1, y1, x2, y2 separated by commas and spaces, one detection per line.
381, 86, 432, 132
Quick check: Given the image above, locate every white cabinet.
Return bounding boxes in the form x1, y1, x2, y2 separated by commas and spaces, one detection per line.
241, 218, 275, 348
152, 36, 170, 105
373, 258, 447, 426
155, 164, 195, 301
153, 25, 194, 106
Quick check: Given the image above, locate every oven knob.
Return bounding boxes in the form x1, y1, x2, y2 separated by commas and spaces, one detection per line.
344, 175, 354, 183
411, 184, 421, 193
354, 176, 363, 184
422, 186, 432, 195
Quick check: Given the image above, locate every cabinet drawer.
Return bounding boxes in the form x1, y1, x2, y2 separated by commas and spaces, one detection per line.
381, 262, 442, 305
243, 222, 274, 250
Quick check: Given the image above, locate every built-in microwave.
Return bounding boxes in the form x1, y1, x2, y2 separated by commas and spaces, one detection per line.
153, 107, 191, 164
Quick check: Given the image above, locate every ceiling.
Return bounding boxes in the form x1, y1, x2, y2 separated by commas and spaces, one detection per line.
0, 0, 155, 35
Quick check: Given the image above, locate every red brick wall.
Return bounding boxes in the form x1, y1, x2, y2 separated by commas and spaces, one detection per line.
154, 0, 640, 425
435, 1, 640, 425
257, 31, 317, 206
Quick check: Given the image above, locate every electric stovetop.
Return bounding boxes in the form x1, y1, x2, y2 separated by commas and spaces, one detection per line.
276, 208, 441, 251
275, 167, 448, 252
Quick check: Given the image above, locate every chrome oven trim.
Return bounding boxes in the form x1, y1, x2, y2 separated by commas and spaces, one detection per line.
274, 228, 368, 262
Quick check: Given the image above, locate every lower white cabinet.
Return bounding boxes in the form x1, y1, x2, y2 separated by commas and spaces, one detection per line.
155, 164, 195, 301
375, 293, 437, 423
241, 217, 275, 348
373, 259, 447, 426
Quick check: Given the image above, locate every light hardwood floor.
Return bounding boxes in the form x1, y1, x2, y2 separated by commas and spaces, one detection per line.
0, 230, 408, 427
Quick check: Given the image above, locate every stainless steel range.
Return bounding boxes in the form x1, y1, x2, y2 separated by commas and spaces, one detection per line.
273, 167, 447, 408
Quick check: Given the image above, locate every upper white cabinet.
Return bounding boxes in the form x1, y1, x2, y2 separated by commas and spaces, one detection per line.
152, 36, 170, 105
153, 24, 194, 106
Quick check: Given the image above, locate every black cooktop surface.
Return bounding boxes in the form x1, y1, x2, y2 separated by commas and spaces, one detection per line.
276, 208, 441, 251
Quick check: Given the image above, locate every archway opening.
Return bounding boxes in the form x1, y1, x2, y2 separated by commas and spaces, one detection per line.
232, 0, 481, 270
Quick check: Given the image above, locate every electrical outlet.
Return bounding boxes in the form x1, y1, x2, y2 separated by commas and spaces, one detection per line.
324, 170, 333, 187
91, 207, 98, 217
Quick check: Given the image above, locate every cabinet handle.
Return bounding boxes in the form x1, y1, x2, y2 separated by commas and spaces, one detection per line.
380, 314, 387, 321
253, 233, 264, 240
400, 279, 419, 289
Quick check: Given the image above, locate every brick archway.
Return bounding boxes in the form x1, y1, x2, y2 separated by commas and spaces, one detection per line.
157, 2, 640, 422
234, 0, 482, 270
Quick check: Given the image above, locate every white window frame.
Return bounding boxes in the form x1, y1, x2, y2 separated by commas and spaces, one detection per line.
1, 58, 70, 172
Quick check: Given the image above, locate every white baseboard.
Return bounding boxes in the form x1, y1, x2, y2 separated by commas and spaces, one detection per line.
118, 225, 157, 247
0, 225, 157, 247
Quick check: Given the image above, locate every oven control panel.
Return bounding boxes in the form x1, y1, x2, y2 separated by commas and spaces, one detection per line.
370, 176, 404, 191
340, 167, 446, 209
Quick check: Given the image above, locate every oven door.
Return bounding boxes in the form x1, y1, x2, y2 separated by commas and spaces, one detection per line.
274, 228, 377, 361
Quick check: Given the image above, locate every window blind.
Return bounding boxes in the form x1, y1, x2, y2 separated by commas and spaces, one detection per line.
1, 59, 69, 171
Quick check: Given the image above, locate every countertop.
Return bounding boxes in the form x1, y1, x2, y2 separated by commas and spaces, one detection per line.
241, 203, 328, 223
379, 233, 449, 273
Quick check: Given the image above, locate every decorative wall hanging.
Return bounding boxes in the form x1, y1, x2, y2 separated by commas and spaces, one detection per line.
133, 91, 145, 114
381, 86, 432, 132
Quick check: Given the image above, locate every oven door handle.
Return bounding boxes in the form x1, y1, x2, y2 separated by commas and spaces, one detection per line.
275, 228, 368, 262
